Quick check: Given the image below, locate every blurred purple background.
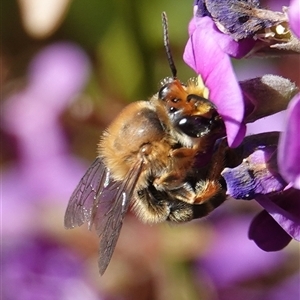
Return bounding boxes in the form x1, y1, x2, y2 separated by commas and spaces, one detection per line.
1, 0, 299, 299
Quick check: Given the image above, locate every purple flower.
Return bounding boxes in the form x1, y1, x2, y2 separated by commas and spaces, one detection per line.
198, 216, 286, 285
222, 129, 300, 250
184, 15, 247, 147
288, 0, 300, 38
278, 93, 300, 189
245, 93, 300, 251
221, 132, 288, 202
184, 1, 300, 252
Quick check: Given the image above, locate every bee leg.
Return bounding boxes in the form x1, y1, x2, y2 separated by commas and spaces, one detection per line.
153, 148, 196, 189
194, 139, 228, 205
194, 180, 222, 204
166, 184, 216, 222
191, 188, 227, 219
167, 200, 194, 222
167, 191, 226, 222
136, 184, 197, 223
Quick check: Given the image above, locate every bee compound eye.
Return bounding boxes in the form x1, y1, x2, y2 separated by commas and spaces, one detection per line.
177, 116, 211, 138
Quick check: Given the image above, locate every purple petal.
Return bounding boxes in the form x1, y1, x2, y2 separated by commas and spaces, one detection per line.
184, 16, 246, 147
187, 10, 197, 36
189, 9, 255, 58
254, 191, 300, 242
216, 35, 255, 59
278, 93, 300, 189
288, 0, 300, 38
222, 147, 287, 199
249, 208, 292, 251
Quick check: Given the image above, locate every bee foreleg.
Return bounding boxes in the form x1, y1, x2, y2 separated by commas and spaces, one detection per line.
192, 139, 228, 207
191, 189, 227, 219
194, 179, 224, 203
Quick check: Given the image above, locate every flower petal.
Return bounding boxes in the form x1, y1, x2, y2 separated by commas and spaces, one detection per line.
278, 93, 300, 189
183, 16, 246, 147
288, 0, 300, 38
240, 75, 298, 123
189, 12, 255, 57
215, 34, 255, 59
255, 192, 300, 241
222, 135, 287, 200
249, 208, 292, 251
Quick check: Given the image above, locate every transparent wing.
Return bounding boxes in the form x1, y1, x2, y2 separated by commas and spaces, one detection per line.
64, 157, 109, 229
64, 157, 143, 275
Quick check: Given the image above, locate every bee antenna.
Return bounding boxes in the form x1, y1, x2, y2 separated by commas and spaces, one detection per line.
162, 12, 177, 79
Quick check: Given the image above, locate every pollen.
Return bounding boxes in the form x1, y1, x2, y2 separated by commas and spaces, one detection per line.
187, 75, 210, 99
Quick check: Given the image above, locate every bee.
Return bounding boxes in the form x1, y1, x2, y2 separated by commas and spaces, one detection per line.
64, 12, 228, 275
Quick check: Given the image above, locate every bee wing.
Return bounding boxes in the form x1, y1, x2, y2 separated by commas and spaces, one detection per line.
64, 157, 143, 275
64, 157, 108, 229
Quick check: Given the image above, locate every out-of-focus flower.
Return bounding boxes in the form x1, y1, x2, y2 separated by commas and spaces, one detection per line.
2, 42, 90, 235
278, 93, 300, 189
288, 0, 300, 38
265, 272, 300, 300
18, 0, 71, 38
1, 42, 103, 300
198, 217, 286, 285
195, 216, 296, 300
2, 235, 101, 300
